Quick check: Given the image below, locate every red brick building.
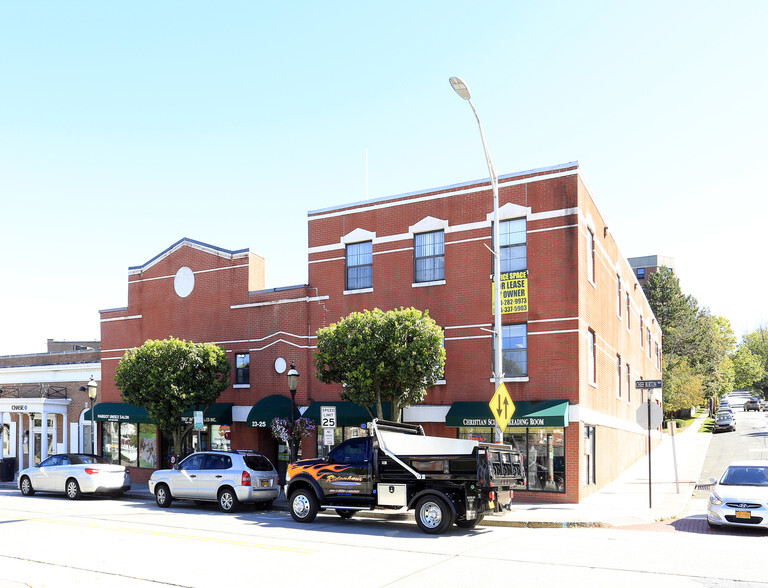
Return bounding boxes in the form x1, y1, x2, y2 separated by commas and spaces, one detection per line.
99, 161, 662, 502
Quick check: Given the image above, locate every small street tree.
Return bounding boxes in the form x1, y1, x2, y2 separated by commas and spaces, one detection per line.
314, 307, 445, 422
115, 337, 231, 454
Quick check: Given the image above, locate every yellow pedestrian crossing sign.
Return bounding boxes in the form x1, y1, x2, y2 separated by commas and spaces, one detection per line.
489, 383, 515, 431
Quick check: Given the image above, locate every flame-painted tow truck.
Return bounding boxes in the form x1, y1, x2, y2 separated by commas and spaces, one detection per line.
285, 419, 524, 534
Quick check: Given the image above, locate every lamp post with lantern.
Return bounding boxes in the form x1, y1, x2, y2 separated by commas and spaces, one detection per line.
286, 362, 299, 462
87, 376, 98, 455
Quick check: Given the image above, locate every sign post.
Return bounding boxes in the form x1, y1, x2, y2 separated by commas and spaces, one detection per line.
635, 380, 663, 508
320, 406, 336, 447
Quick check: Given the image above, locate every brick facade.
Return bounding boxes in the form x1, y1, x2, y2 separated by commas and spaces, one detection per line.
99, 163, 663, 500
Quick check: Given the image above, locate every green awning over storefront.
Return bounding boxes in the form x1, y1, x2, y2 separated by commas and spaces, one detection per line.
181, 403, 234, 425
446, 400, 570, 428
247, 395, 300, 427
84, 402, 154, 424
303, 401, 393, 427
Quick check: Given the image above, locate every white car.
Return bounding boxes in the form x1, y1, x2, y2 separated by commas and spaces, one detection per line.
18, 453, 131, 499
708, 460, 768, 530
148, 450, 279, 512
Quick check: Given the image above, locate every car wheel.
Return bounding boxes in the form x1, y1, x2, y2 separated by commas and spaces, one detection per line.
154, 483, 173, 508
336, 508, 355, 519
455, 513, 485, 529
415, 495, 455, 534
290, 489, 319, 523
20, 476, 35, 496
66, 478, 82, 500
218, 487, 240, 513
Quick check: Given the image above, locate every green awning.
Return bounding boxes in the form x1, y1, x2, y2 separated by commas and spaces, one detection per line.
84, 402, 154, 424
181, 403, 234, 426
247, 395, 300, 427
303, 401, 393, 427
446, 400, 570, 428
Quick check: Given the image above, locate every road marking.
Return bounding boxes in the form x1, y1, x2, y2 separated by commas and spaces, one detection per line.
0, 513, 317, 554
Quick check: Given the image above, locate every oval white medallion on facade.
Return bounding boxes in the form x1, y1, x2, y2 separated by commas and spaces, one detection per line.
274, 357, 287, 374
174, 266, 195, 298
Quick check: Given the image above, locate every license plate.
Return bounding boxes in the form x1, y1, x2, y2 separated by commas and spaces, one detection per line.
260, 480, 270, 487
735, 510, 751, 519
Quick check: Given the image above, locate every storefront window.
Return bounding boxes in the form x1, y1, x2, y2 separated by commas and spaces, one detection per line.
103, 422, 158, 468
2, 424, 9, 456
458, 426, 566, 493
210, 425, 231, 451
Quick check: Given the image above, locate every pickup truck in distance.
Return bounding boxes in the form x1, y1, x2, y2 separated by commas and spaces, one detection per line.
285, 419, 524, 534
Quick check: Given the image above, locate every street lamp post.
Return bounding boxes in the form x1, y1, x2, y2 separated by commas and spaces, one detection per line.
87, 376, 98, 455
286, 362, 299, 463
449, 76, 504, 443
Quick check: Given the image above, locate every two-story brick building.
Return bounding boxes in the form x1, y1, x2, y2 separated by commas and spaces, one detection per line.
97, 161, 662, 502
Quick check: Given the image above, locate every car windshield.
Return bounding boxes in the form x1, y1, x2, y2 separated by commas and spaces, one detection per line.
721, 466, 768, 486
716, 413, 731, 420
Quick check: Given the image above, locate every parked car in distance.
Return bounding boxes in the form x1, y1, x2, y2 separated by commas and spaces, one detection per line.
148, 450, 279, 512
744, 398, 761, 412
17, 453, 131, 499
712, 411, 736, 433
708, 460, 768, 530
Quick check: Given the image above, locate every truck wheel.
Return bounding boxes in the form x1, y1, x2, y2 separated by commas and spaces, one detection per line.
455, 513, 485, 529
290, 489, 319, 523
415, 495, 454, 534
336, 509, 355, 519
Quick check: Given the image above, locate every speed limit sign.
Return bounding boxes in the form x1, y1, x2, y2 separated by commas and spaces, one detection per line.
320, 406, 336, 428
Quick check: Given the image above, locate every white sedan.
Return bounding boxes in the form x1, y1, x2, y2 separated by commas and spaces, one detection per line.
708, 460, 768, 530
18, 453, 131, 499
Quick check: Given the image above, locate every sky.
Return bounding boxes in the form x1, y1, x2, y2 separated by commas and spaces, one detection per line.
1, 1, 766, 356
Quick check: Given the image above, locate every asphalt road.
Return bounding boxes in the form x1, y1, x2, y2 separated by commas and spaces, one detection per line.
1, 483, 767, 587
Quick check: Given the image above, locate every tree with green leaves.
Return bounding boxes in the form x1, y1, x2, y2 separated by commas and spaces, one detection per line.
739, 327, 768, 395
314, 307, 445, 422
643, 267, 734, 414
732, 344, 766, 392
115, 337, 231, 454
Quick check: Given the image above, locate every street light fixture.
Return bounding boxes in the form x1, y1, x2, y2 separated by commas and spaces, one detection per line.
449, 76, 504, 443
87, 376, 98, 454
286, 362, 299, 462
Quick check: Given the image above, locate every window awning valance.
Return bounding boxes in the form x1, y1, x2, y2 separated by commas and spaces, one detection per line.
445, 400, 569, 428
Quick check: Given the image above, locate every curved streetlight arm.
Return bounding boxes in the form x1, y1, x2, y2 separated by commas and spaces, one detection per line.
450, 76, 504, 443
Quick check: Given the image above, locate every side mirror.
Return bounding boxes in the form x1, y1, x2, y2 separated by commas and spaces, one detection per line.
709, 477, 717, 484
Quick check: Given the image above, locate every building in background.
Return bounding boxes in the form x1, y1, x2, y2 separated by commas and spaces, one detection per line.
628, 254, 676, 287
0, 341, 101, 479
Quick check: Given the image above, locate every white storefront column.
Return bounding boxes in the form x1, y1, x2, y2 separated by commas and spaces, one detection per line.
40, 410, 49, 462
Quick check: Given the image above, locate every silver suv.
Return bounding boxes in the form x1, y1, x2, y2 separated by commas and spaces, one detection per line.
148, 450, 279, 512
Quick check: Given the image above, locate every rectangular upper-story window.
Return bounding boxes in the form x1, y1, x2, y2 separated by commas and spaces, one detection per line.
235, 353, 250, 385
346, 241, 373, 290
501, 324, 528, 377
500, 218, 527, 273
587, 228, 595, 283
414, 230, 445, 283
588, 328, 597, 385
617, 355, 622, 398
617, 276, 622, 318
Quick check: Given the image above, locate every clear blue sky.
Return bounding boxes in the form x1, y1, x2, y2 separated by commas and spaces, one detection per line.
2, 1, 766, 355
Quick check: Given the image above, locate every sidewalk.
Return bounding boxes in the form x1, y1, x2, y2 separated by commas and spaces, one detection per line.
1, 414, 712, 528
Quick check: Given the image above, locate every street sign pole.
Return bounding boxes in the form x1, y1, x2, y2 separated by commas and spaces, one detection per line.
635, 380, 663, 509
647, 394, 652, 508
